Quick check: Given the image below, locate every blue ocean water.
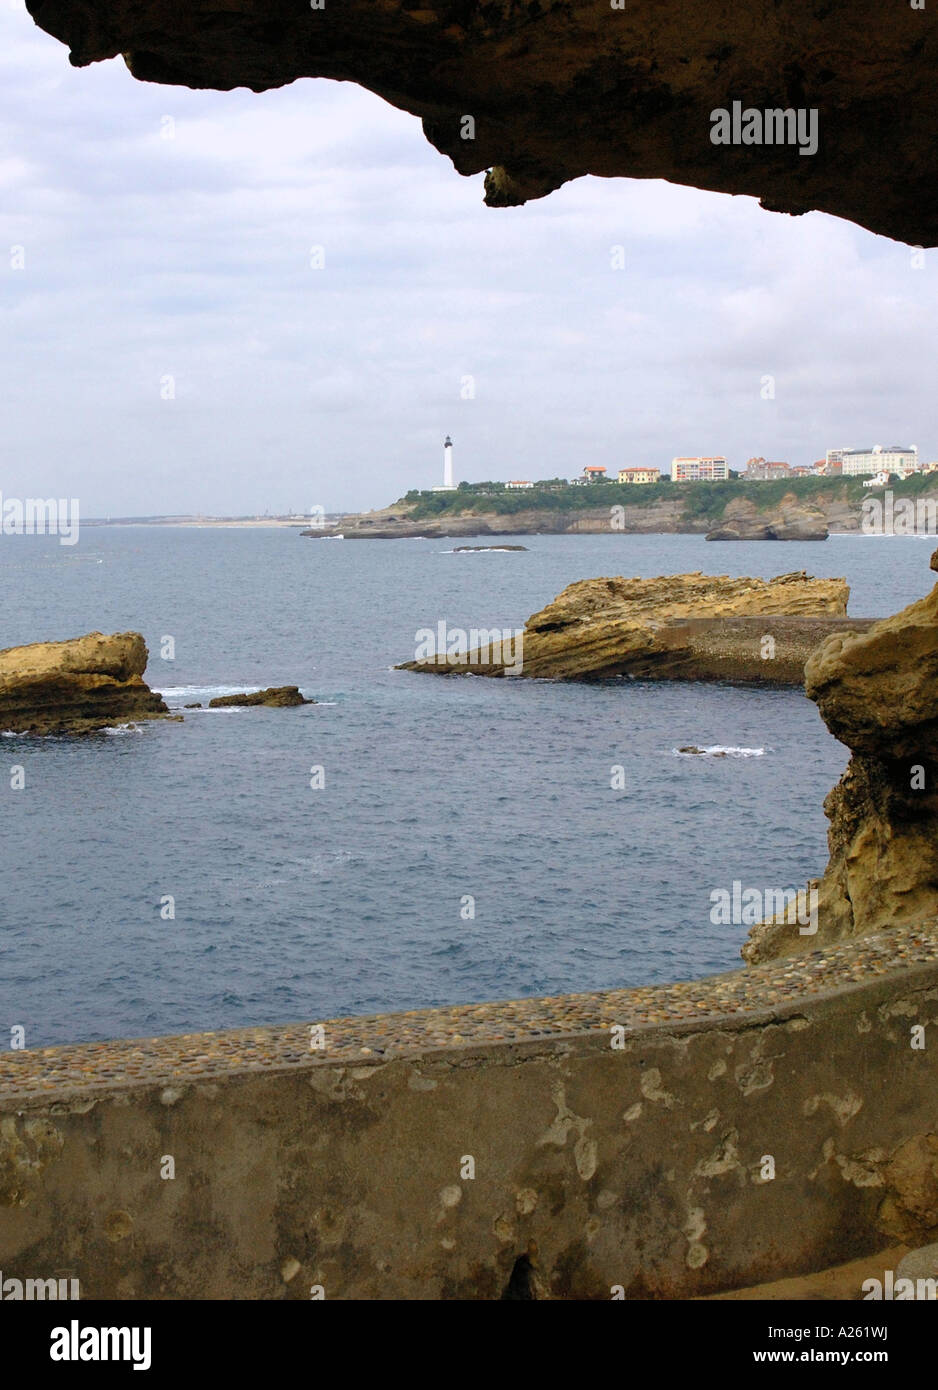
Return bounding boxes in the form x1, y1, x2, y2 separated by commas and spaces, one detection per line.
0, 528, 932, 1047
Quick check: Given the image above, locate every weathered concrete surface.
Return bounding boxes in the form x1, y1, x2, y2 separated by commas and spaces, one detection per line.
1, 958, 937, 1299
0, 631, 169, 735
745, 553, 938, 963
25, 0, 938, 244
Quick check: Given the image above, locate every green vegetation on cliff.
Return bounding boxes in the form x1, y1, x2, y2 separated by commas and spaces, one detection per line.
398, 474, 899, 522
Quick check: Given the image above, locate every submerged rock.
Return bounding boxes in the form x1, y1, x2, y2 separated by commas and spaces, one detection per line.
207, 687, 313, 708
0, 631, 169, 735
399, 571, 868, 684
744, 548, 938, 963
452, 545, 527, 552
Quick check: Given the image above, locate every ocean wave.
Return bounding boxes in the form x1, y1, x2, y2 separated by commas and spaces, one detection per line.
103, 723, 145, 736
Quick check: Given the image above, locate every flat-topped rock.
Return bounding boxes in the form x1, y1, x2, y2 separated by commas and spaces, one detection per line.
399, 570, 861, 683
0, 631, 169, 735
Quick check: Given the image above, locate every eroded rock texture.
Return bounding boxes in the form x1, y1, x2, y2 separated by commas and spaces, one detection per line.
399, 569, 860, 681
0, 631, 169, 734
744, 556, 938, 963
25, 0, 938, 244
706, 495, 829, 542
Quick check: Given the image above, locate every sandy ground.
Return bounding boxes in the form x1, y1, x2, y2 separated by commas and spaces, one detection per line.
703, 1247, 910, 1300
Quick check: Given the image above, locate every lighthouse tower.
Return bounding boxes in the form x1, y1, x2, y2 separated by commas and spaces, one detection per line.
432, 435, 458, 491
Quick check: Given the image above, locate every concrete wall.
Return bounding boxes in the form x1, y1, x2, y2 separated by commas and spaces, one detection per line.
2, 961, 937, 1299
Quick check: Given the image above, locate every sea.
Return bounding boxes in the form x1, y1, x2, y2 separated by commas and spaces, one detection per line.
0, 528, 932, 1047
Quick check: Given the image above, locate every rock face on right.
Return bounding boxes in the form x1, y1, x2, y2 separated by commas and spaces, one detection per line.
744, 555, 938, 964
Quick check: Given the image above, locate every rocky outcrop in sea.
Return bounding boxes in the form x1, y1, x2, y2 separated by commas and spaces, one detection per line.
0, 632, 169, 735
399, 570, 869, 684
207, 687, 313, 708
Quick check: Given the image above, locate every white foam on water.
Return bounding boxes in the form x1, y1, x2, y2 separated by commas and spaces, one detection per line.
157, 685, 262, 700
673, 745, 766, 759
178, 706, 243, 714
103, 723, 145, 736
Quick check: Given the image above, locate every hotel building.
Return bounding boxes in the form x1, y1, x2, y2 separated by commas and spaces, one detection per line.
671, 456, 729, 482
840, 446, 919, 477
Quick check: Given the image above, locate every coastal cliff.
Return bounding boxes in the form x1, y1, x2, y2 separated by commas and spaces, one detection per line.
398, 570, 864, 683
744, 551, 938, 964
302, 479, 922, 541
0, 632, 169, 735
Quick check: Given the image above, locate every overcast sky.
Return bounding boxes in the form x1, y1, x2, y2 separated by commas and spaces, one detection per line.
2, 6, 936, 517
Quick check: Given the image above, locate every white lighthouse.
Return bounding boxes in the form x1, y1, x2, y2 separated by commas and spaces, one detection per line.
434, 435, 457, 491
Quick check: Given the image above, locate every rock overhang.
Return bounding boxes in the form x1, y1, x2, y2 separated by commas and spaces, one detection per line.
23, 0, 938, 245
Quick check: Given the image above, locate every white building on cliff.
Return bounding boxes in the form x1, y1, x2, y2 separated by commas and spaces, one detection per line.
432, 435, 458, 492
